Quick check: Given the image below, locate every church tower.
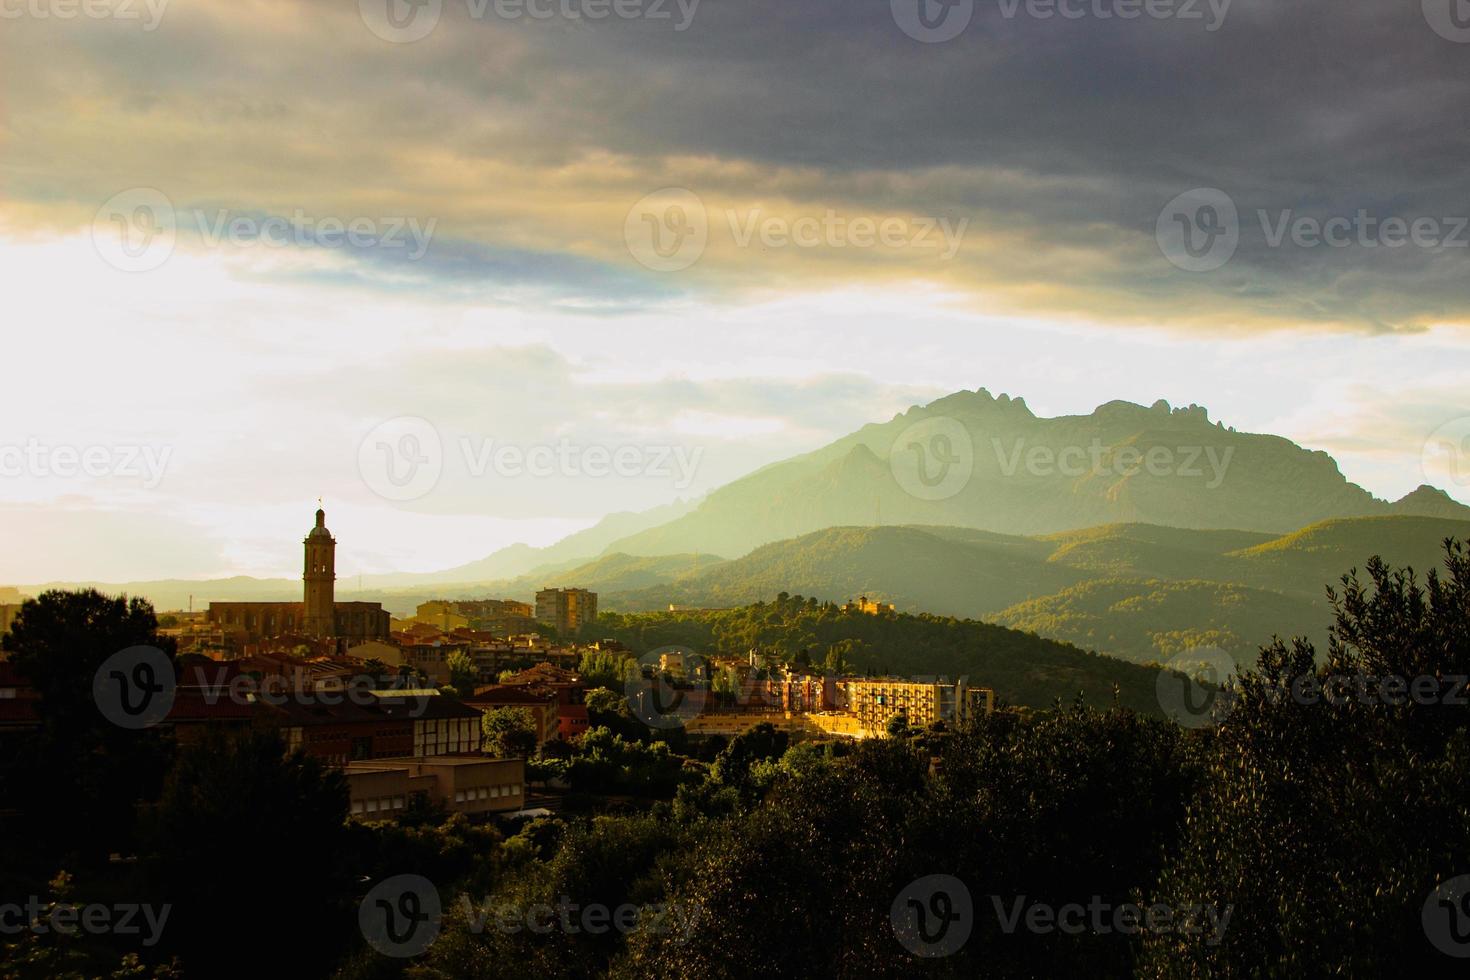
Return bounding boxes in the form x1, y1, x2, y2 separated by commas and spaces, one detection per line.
303, 506, 336, 637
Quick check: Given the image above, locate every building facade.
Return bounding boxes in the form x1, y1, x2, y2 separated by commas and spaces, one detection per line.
842, 678, 995, 734
841, 595, 896, 615
534, 588, 598, 638
416, 599, 536, 634
344, 757, 526, 820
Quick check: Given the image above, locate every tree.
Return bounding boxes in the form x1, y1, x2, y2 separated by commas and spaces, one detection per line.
1, 590, 176, 868
427, 814, 682, 978
1141, 540, 1470, 977
3, 589, 175, 739
483, 706, 539, 758
566, 726, 686, 796
146, 728, 353, 978
884, 711, 911, 739
0, 872, 183, 979
709, 722, 788, 795
584, 686, 624, 716
447, 650, 478, 692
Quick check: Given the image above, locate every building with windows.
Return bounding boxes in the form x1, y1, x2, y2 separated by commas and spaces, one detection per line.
269, 689, 482, 765
534, 587, 598, 638
415, 599, 536, 634
498, 663, 591, 741
344, 756, 525, 820
841, 595, 896, 615
842, 677, 994, 735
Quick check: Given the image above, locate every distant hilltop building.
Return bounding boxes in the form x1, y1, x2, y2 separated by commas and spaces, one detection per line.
842, 595, 895, 615
535, 587, 598, 638
207, 507, 390, 647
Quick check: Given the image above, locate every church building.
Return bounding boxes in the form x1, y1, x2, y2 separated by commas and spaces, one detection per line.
207, 507, 391, 647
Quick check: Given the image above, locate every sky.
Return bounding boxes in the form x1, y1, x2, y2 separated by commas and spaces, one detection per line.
1, 0, 1468, 583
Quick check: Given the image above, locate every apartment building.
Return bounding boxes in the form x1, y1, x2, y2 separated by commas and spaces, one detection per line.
842, 678, 995, 735
534, 588, 598, 638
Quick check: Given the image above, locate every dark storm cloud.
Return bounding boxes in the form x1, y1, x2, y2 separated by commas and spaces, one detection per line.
9, 0, 1470, 328
345, 0, 1470, 327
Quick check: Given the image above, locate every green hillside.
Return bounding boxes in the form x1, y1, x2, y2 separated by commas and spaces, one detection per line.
1227, 515, 1469, 593
594, 516, 1470, 666
618, 526, 1087, 616
591, 594, 1171, 715
990, 577, 1326, 668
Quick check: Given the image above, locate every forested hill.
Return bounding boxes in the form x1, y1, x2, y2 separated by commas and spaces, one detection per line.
588, 595, 1177, 716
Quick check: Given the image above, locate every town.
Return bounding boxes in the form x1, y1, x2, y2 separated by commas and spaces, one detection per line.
0, 507, 993, 826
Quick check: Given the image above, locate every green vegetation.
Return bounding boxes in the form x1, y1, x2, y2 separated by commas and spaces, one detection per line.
590, 592, 1170, 714
6, 534, 1470, 976
991, 577, 1324, 668
583, 515, 1470, 667
446, 650, 478, 694
376, 537, 1470, 977
481, 707, 538, 759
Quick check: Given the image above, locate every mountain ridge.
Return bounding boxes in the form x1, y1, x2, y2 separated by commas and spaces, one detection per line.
596, 389, 1470, 560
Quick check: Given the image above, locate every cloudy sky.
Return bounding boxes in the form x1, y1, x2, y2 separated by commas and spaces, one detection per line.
1, 0, 1468, 582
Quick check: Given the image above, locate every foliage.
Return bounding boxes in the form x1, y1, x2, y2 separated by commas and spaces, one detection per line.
578, 650, 637, 690
446, 651, 478, 693
144, 728, 355, 978
12, 537, 1470, 977
594, 592, 1165, 713
421, 814, 686, 978
0, 590, 176, 869
565, 726, 689, 796
1140, 539, 1470, 977
481, 707, 538, 759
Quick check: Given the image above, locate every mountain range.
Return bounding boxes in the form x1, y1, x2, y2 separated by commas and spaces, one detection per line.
507, 514, 1470, 667
14, 390, 1468, 671
590, 389, 1467, 559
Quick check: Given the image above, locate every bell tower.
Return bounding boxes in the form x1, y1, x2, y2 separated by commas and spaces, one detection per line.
303, 505, 336, 637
